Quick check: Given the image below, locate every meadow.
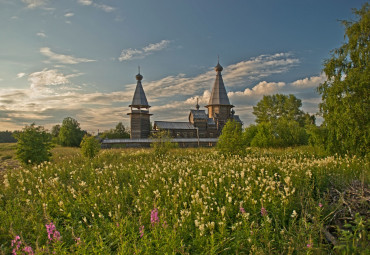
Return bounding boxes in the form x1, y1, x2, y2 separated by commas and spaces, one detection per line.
0, 146, 368, 254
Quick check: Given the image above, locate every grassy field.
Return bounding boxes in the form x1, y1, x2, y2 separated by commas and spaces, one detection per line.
0, 146, 368, 254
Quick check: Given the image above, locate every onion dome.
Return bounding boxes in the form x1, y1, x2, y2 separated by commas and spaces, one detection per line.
136, 73, 143, 81
214, 62, 223, 72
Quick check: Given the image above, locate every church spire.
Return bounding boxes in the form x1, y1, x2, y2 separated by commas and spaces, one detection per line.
207, 59, 231, 106
129, 69, 150, 108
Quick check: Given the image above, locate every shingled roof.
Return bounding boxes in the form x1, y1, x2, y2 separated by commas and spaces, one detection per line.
154, 121, 196, 130
207, 62, 232, 106
129, 73, 150, 108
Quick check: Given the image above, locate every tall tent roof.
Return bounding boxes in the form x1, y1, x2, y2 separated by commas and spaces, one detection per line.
129, 72, 150, 108
207, 61, 232, 106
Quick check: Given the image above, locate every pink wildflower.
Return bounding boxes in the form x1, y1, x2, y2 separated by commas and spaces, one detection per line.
139, 225, 144, 238
45, 222, 61, 242
307, 243, 312, 248
150, 208, 159, 226
11, 235, 22, 255
240, 207, 246, 214
75, 237, 81, 245
23, 246, 34, 255
261, 207, 267, 217
319, 203, 323, 208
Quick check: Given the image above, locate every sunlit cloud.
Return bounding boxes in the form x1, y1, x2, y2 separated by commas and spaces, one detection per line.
27, 69, 82, 89
119, 40, 171, 61
36, 32, 47, 38
228, 81, 286, 98
64, 12, 74, 17
40, 47, 96, 64
17, 73, 26, 78
291, 73, 326, 88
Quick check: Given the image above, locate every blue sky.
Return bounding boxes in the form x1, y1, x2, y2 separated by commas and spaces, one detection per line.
0, 0, 366, 132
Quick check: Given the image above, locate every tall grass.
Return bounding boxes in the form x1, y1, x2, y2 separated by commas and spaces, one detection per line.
0, 147, 368, 254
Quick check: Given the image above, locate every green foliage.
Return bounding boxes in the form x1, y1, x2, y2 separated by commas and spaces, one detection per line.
150, 130, 177, 156
243, 124, 258, 146
217, 119, 245, 155
0, 131, 17, 143
248, 94, 312, 148
80, 135, 101, 159
334, 214, 369, 254
253, 94, 309, 126
100, 122, 130, 139
318, 3, 370, 156
248, 119, 308, 148
59, 117, 85, 147
13, 124, 53, 165
250, 122, 275, 148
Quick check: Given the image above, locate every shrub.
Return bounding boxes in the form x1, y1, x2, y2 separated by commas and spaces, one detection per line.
13, 124, 53, 165
150, 130, 177, 156
217, 119, 245, 155
80, 135, 100, 159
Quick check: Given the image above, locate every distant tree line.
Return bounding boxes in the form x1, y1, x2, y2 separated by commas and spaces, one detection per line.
11, 117, 130, 165
0, 131, 18, 143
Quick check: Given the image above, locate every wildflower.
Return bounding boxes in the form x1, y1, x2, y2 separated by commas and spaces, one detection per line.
307, 243, 312, 248
261, 207, 267, 217
139, 225, 144, 238
291, 210, 297, 218
45, 222, 61, 242
150, 208, 159, 226
240, 207, 246, 214
23, 246, 34, 255
74, 237, 81, 245
318, 203, 323, 208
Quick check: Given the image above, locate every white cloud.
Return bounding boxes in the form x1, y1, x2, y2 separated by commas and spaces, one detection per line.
17, 73, 26, 78
119, 40, 171, 61
64, 12, 74, 17
40, 47, 95, 64
22, 0, 48, 8
77, 0, 115, 12
36, 32, 47, 38
94, 4, 115, 12
77, 0, 92, 5
27, 69, 80, 89
143, 40, 171, 52
228, 81, 286, 98
291, 73, 326, 88
118, 49, 143, 61
222, 53, 299, 87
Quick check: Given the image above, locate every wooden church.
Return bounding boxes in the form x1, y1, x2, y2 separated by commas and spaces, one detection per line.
128, 61, 242, 140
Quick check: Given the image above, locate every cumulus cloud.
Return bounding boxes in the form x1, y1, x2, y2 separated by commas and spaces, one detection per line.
17, 73, 26, 78
22, 0, 48, 8
27, 69, 82, 89
40, 47, 95, 64
228, 81, 285, 98
119, 40, 171, 61
291, 73, 326, 88
36, 32, 47, 38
